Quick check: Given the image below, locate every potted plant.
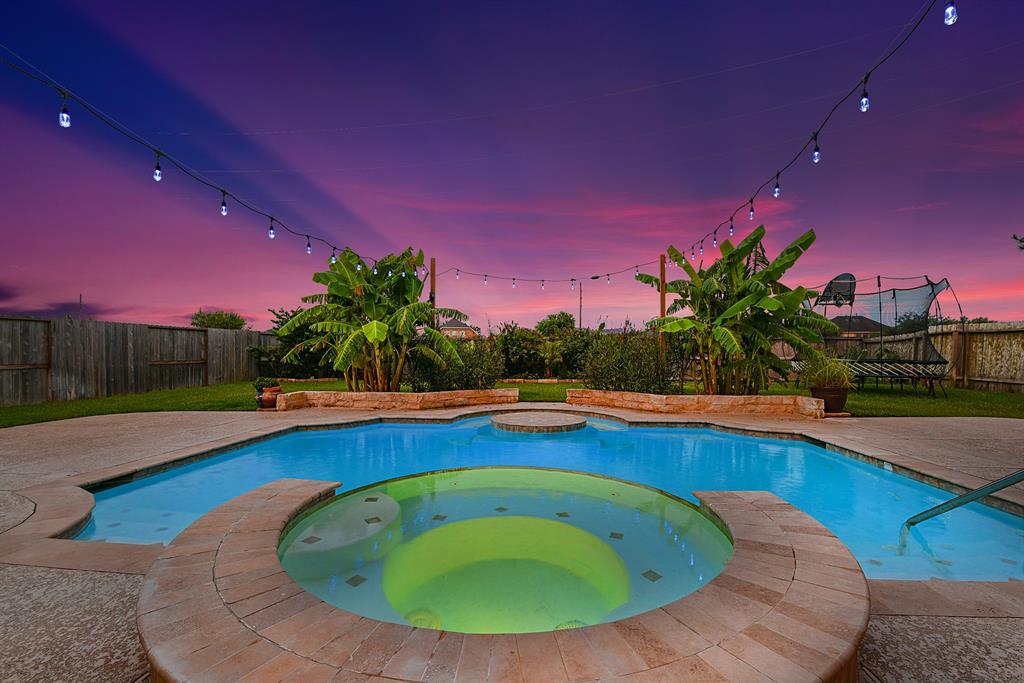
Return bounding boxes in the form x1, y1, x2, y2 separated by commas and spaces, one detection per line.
253, 377, 282, 409
799, 354, 853, 413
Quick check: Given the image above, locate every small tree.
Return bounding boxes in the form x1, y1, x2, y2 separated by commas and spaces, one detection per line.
191, 309, 247, 329
536, 312, 576, 337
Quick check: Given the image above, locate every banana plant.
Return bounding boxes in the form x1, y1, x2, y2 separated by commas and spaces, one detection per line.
280, 248, 466, 391
641, 226, 837, 394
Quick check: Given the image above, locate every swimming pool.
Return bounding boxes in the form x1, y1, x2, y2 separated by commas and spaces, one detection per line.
77, 416, 1024, 580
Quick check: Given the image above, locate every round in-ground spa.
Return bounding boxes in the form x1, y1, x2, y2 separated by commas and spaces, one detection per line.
278, 467, 733, 634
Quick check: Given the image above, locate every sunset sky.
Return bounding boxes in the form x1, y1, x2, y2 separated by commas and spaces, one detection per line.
1, 1, 1022, 330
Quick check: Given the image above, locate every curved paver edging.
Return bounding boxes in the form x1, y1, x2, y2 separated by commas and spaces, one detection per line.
138, 479, 868, 683
492, 412, 587, 433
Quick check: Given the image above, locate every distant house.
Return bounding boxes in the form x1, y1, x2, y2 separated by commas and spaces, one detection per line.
439, 319, 480, 340
829, 315, 892, 337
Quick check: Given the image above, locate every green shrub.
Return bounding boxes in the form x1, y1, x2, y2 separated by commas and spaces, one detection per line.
798, 355, 854, 389
191, 309, 247, 330
407, 338, 505, 391
494, 322, 545, 377
582, 332, 674, 394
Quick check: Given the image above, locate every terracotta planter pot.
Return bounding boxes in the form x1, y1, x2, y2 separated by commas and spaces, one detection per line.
810, 387, 848, 413
256, 386, 281, 409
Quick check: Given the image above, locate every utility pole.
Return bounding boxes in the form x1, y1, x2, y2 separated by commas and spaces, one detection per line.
578, 280, 583, 329
659, 254, 667, 360
429, 257, 436, 327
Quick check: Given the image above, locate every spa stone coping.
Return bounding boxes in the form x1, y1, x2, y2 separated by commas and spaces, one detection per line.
137, 478, 868, 683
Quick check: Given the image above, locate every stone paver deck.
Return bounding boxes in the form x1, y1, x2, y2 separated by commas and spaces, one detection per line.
1, 404, 1022, 681
139, 479, 868, 683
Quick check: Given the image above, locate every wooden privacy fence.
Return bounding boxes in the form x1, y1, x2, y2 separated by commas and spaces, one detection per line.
0, 317, 278, 407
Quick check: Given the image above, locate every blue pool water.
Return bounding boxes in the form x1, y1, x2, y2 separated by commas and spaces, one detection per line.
77, 417, 1024, 580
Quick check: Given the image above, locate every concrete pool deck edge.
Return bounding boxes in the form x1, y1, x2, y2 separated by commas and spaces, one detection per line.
138, 479, 868, 683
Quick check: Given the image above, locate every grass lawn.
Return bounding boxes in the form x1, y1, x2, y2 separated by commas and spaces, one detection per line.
765, 382, 1024, 418
496, 381, 584, 402
1, 379, 1019, 429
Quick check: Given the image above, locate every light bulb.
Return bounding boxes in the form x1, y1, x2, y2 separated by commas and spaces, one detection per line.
691, 246, 696, 260
330, 250, 337, 264
571, 279, 575, 291
356, 263, 362, 271
305, 237, 312, 255
860, 90, 870, 113
59, 98, 70, 128
401, 270, 406, 277
729, 220, 734, 237
484, 275, 488, 285
748, 201, 754, 221
268, 221, 276, 240
512, 278, 516, 289
455, 269, 460, 280
634, 266, 639, 278
220, 193, 228, 216
812, 136, 821, 164
944, 1, 957, 26
712, 231, 718, 248
773, 175, 781, 198
153, 156, 162, 182
387, 269, 393, 277
606, 274, 611, 284
699, 241, 704, 256
373, 266, 378, 275
541, 279, 545, 290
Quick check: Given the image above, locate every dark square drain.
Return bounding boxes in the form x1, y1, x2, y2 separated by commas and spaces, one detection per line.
432, 514, 448, 521
642, 569, 662, 582
346, 575, 367, 587
301, 535, 322, 544
364, 516, 382, 524
609, 532, 624, 540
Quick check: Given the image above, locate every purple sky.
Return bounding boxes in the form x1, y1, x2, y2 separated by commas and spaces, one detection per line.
1, 1, 1022, 330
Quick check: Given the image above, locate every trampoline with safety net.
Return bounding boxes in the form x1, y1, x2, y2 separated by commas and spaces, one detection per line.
794, 274, 964, 397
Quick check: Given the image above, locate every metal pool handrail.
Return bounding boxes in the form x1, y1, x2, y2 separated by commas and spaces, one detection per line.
898, 468, 1024, 552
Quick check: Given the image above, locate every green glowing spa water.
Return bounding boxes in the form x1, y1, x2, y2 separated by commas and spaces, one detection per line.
278, 467, 732, 634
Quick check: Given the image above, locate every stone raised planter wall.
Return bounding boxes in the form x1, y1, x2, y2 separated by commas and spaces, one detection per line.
277, 388, 518, 411
566, 389, 825, 418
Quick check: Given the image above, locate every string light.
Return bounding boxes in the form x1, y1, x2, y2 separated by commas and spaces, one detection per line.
58, 93, 70, 128
373, 266, 378, 274
401, 270, 406, 277
356, 263, 362, 271
455, 269, 460, 280
859, 74, 871, 113
305, 236, 312, 255
571, 279, 576, 291
606, 274, 611, 284
541, 279, 545, 290
773, 173, 781, 199
712, 230, 718, 248
387, 269, 393, 277
691, 245, 696, 260
267, 219, 276, 240
484, 274, 488, 285
699, 240, 704, 256
330, 248, 337, 264
1, 0, 948, 275
512, 277, 516, 289
634, 265, 639, 278
748, 200, 755, 221
220, 192, 228, 216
